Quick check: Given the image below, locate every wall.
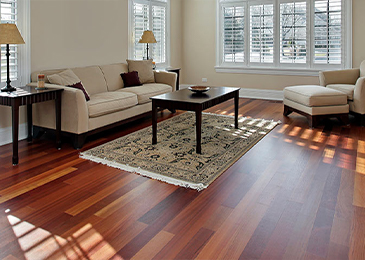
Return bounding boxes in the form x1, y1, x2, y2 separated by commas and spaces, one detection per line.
181, 0, 365, 90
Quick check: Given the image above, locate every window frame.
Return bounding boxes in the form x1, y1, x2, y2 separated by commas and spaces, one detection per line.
216, 0, 352, 76
128, 0, 170, 69
0, 0, 30, 88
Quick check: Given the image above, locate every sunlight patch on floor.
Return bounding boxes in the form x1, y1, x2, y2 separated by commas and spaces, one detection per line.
6, 214, 121, 260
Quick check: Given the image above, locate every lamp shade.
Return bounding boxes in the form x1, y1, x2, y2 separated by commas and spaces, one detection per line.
0, 23, 25, 44
138, 30, 157, 43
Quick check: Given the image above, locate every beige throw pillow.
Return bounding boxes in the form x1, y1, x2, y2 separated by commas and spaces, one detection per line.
48, 69, 91, 101
126, 59, 155, 84
48, 69, 81, 86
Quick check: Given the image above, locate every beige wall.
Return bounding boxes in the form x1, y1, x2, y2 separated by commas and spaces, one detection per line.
181, 0, 365, 90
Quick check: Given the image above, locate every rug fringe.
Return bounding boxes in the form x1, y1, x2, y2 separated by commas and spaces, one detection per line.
79, 153, 207, 191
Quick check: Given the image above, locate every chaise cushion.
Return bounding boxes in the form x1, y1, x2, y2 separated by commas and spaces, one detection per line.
87, 92, 138, 118
118, 83, 172, 104
326, 84, 355, 100
126, 59, 155, 84
284, 85, 347, 107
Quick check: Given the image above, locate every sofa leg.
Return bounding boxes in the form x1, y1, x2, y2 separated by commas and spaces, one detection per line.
33, 126, 45, 139
283, 105, 293, 116
73, 134, 87, 149
337, 114, 349, 125
308, 115, 317, 129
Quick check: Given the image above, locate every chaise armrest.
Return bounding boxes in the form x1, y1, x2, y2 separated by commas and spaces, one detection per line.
352, 77, 365, 114
319, 68, 360, 86
27, 82, 89, 134
154, 71, 177, 91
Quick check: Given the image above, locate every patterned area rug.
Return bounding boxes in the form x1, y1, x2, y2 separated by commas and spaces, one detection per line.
80, 112, 280, 191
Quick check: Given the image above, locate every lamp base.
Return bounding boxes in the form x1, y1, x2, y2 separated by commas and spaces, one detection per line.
1, 85, 17, 92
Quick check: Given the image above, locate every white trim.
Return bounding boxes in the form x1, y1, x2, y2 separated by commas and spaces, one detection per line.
18, 0, 31, 85
215, 65, 319, 76
0, 123, 27, 146
239, 87, 283, 100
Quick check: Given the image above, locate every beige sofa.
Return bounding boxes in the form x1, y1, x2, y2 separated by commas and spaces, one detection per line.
28, 63, 177, 148
319, 60, 365, 124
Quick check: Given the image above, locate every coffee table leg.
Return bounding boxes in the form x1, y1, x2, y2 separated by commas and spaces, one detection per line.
196, 110, 202, 154
235, 91, 239, 129
152, 100, 157, 144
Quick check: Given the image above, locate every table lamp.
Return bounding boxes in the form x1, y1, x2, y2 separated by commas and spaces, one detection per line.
139, 30, 157, 60
0, 23, 25, 92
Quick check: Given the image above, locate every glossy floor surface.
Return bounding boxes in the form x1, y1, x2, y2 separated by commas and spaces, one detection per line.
0, 98, 364, 259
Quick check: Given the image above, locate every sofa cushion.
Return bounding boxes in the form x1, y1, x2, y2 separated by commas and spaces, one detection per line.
87, 92, 138, 118
121, 71, 142, 87
48, 69, 81, 86
126, 59, 155, 84
118, 83, 172, 104
100, 63, 129, 91
284, 85, 347, 107
326, 84, 355, 100
72, 66, 108, 95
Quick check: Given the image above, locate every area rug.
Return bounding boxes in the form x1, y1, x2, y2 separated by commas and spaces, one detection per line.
80, 112, 280, 191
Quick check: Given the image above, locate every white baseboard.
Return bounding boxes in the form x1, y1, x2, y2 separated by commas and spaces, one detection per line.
239, 88, 283, 101
180, 84, 283, 101
0, 123, 28, 146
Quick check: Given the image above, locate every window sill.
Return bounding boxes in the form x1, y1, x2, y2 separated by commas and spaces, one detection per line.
215, 66, 321, 77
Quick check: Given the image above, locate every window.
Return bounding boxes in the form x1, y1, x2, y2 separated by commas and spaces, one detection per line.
217, 0, 352, 75
129, 0, 169, 67
1, 0, 18, 84
0, 0, 29, 87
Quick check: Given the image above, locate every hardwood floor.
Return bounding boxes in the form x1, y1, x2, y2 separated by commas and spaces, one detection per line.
0, 98, 364, 259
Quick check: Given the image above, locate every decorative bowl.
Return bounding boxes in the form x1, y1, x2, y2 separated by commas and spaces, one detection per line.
188, 86, 210, 93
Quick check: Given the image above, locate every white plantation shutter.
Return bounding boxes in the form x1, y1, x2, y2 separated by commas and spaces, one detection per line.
133, 3, 149, 60
217, 0, 350, 72
152, 4, 166, 63
1, 0, 18, 83
250, 4, 274, 63
130, 0, 168, 65
314, 0, 342, 64
223, 5, 244, 63
280, 1, 307, 64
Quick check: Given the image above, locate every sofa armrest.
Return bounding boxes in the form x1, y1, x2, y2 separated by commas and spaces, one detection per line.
352, 77, 365, 114
319, 68, 360, 86
154, 71, 177, 91
27, 82, 89, 134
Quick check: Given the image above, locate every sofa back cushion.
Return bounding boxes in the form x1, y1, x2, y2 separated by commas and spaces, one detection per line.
71, 66, 108, 95
100, 63, 128, 91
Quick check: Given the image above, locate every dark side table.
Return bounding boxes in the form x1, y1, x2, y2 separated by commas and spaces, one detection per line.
166, 68, 181, 91
0, 86, 63, 165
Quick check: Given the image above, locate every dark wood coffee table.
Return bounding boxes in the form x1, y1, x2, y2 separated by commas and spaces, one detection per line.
150, 87, 240, 154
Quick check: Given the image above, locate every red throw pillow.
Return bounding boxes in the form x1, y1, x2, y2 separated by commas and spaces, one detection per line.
67, 81, 90, 101
121, 71, 142, 87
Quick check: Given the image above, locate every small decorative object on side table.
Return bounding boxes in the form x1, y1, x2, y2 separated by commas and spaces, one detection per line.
0, 86, 63, 165
166, 68, 181, 91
